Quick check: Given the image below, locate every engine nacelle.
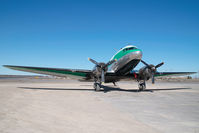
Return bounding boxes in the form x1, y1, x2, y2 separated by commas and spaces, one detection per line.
92, 62, 108, 77
138, 66, 153, 80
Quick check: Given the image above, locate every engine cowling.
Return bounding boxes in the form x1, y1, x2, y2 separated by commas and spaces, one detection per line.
138, 65, 155, 80
88, 58, 117, 83
138, 60, 164, 84
93, 63, 108, 77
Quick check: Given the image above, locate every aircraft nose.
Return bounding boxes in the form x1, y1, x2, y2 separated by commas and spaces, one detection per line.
133, 49, 142, 60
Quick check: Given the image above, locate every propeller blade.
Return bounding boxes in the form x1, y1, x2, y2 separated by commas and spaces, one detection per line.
152, 74, 155, 84
104, 59, 117, 68
141, 60, 150, 67
88, 58, 99, 66
101, 69, 105, 83
155, 62, 164, 68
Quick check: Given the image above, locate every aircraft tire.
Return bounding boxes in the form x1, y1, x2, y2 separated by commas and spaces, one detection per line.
94, 83, 101, 91
138, 82, 146, 91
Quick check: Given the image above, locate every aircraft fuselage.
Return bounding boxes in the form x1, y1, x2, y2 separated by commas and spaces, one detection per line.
108, 45, 142, 75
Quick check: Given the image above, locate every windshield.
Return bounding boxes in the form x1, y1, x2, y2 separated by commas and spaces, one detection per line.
123, 47, 137, 51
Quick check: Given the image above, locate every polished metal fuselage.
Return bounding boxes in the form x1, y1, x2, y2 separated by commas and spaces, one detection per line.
108, 50, 142, 75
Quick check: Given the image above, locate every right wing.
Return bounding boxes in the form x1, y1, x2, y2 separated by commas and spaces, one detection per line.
4, 65, 93, 80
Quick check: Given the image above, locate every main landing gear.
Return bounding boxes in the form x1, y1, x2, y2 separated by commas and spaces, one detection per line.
93, 82, 102, 91
138, 80, 146, 91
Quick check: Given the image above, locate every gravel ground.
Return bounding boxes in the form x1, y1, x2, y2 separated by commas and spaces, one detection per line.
0, 78, 199, 133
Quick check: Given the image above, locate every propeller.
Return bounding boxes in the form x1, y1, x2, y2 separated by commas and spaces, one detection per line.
88, 58, 99, 66
141, 60, 164, 84
88, 58, 117, 83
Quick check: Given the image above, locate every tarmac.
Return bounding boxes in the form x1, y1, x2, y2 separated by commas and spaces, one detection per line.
0, 77, 199, 133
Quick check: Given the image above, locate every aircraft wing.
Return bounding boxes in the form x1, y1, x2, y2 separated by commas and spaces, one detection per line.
118, 71, 196, 81
3, 65, 93, 80
3, 65, 196, 82
154, 72, 196, 77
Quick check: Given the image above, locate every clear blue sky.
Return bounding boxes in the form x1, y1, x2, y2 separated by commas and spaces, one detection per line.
0, 0, 199, 76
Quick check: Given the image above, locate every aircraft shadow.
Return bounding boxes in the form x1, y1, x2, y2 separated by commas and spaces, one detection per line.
19, 86, 191, 93
103, 86, 191, 93
19, 87, 93, 91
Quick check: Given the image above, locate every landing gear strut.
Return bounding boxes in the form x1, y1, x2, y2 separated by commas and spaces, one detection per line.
93, 77, 102, 91
113, 82, 116, 86
138, 80, 146, 91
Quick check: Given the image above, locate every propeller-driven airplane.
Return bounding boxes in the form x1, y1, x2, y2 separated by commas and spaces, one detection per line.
4, 45, 196, 91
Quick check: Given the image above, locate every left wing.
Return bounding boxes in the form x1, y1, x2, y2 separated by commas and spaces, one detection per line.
4, 65, 93, 80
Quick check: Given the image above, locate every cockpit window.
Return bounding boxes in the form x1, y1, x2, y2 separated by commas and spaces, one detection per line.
128, 47, 136, 50
123, 47, 137, 52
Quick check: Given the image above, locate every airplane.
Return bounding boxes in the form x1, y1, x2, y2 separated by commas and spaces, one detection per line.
3, 45, 196, 91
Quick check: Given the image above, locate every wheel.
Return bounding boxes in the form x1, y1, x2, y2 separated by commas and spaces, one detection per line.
93, 83, 101, 91
138, 84, 143, 91
138, 82, 146, 91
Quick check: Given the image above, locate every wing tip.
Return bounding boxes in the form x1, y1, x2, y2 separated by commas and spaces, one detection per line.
3, 65, 11, 68
3, 65, 18, 67
3, 65, 22, 69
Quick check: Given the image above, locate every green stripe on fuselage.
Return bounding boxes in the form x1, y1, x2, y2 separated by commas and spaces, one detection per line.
112, 49, 142, 60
